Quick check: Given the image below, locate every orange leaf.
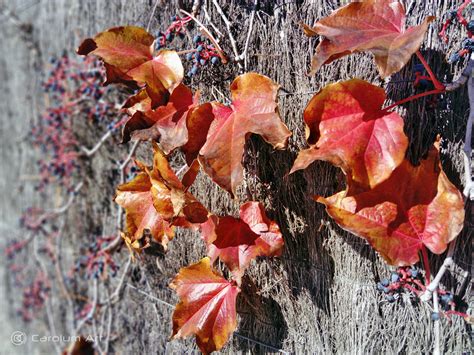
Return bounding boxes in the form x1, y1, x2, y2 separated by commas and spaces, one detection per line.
201, 202, 284, 282
114, 172, 174, 249
127, 50, 184, 107
181, 102, 215, 165
78, 27, 183, 106
170, 257, 240, 354
305, 0, 434, 77
77, 26, 154, 84
147, 143, 208, 226
291, 79, 408, 190
199, 73, 291, 196
317, 143, 464, 266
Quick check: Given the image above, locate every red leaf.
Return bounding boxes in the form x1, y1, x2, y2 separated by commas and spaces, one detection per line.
114, 171, 174, 249
199, 73, 291, 196
201, 202, 284, 282
291, 79, 408, 190
304, 0, 434, 77
317, 143, 464, 266
170, 257, 240, 354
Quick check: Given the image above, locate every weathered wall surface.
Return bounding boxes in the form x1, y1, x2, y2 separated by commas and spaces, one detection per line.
1, 0, 472, 354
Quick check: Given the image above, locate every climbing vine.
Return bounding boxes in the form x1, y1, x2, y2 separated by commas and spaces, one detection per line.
11, 0, 473, 354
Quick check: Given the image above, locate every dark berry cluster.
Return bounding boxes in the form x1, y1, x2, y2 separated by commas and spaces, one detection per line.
70, 235, 119, 279
32, 106, 80, 192
155, 15, 192, 50
186, 35, 221, 77
377, 266, 425, 303
32, 54, 125, 192
19, 272, 50, 322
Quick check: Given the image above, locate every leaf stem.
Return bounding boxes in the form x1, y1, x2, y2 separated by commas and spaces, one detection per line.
416, 51, 444, 91
383, 88, 444, 112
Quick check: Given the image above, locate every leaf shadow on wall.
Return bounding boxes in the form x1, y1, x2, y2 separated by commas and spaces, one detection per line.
234, 274, 288, 351
246, 135, 336, 314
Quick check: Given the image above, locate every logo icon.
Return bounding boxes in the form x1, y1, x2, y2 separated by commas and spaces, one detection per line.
11, 331, 27, 346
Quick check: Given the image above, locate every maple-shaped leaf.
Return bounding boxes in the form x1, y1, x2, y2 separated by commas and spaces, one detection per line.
147, 143, 208, 226
199, 73, 291, 196
78, 27, 183, 106
77, 26, 154, 84
304, 0, 434, 77
170, 257, 240, 354
317, 143, 464, 266
114, 170, 174, 249
291, 79, 408, 190
201, 202, 284, 282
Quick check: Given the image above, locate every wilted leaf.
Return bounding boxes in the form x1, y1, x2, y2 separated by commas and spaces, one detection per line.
201, 202, 284, 282
121, 232, 150, 261
147, 143, 208, 226
170, 257, 240, 354
304, 0, 434, 77
122, 84, 196, 151
317, 143, 464, 266
123, 85, 215, 159
114, 170, 174, 249
199, 73, 291, 196
291, 79, 408, 190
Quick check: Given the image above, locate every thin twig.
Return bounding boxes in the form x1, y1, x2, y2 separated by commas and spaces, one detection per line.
147, 0, 161, 32
191, 0, 203, 15
74, 278, 99, 335
126, 283, 175, 308
53, 220, 75, 333
242, 0, 258, 70
29, 182, 84, 234
33, 237, 62, 355
211, 0, 243, 69
103, 255, 132, 305
203, 1, 223, 37
420, 242, 456, 302
81, 130, 112, 157
433, 290, 440, 355
102, 304, 113, 354
179, 9, 228, 63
